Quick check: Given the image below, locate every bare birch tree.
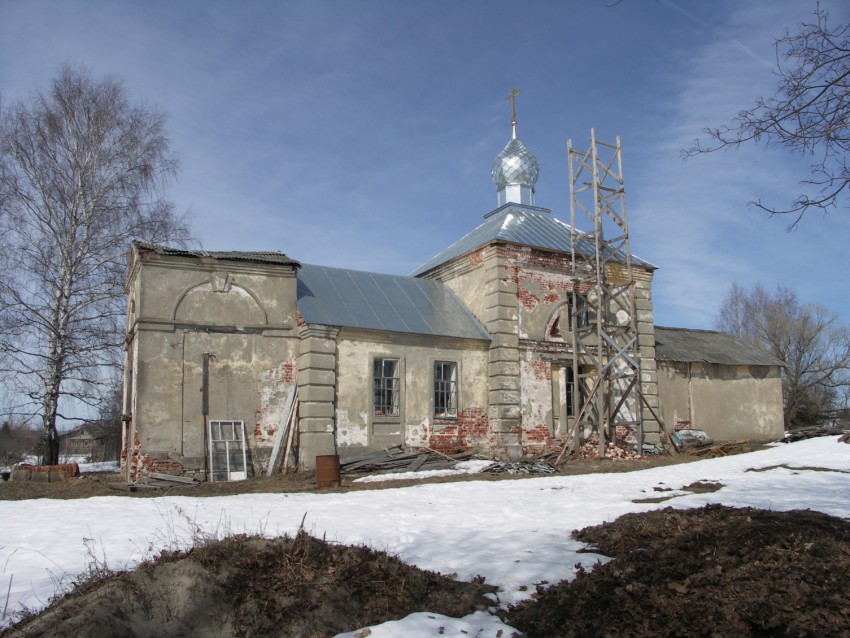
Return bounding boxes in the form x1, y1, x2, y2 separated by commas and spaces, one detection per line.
684, 6, 850, 227
0, 65, 191, 464
716, 283, 850, 428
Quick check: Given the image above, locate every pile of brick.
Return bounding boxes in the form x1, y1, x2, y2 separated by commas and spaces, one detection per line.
572, 438, 642, 461
10, 463, 79, 482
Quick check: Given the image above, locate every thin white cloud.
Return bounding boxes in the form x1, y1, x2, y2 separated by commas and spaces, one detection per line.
632, 0, 850, 328
661, 0, 775, 70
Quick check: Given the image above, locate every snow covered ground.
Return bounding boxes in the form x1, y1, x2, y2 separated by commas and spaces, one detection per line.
2, 437, 848, 636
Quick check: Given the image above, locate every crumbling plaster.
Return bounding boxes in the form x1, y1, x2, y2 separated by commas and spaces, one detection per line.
423, 239, 661, 455
124, 249, 300, 479
657, 361, 784, 441
334, 329, 490, 457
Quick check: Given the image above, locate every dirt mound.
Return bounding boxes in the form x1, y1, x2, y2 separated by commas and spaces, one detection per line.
506, 504, 850, 637
4, 531, 496, 638
9, 504, 850, 637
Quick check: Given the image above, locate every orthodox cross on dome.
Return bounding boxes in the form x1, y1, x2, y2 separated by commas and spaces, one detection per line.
506, 88, 520, 139
490, 88, 540, 207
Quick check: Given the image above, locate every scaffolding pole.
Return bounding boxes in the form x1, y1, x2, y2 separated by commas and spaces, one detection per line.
568, 129, 640, 458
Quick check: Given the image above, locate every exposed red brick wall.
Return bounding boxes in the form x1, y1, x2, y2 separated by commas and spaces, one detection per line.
499, 247, 579, 312
523, 424, 556, 454
426, 407, 489, 455
20, 463, 80, 476
122, 430, 143, 480
487, 426, 524, 459
255, 360, 297, 444
529, 358, 551, 381
140, 453, 185, 475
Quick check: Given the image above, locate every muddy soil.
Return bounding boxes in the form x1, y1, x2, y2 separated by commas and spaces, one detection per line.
0, 445, 762, 501
10, 444, 842, 637
7, 504, 848, 637
3, 531, 496, 638
506, 504, 850, 637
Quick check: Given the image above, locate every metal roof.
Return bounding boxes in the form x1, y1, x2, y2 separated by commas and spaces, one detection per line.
654, 326, 786, 367
411, 204, 656, 276
133, 241, 301, 267
297, 264, 491, 341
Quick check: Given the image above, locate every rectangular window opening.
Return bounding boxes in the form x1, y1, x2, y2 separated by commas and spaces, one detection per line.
373, 358, 400, 417
572, 293, 589, 330
553, 364, 580, 428
434, 361, 458, 418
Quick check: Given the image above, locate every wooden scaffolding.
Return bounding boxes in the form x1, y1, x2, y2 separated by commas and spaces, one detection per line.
566, 130, 641, 458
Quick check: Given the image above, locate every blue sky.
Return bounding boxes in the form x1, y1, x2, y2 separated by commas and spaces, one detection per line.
1, 0, 848, 330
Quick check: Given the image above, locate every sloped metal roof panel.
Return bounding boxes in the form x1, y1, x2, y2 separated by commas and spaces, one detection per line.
297, 264, 491, 340
411, 204, 655, 275
654, 326, 786, 367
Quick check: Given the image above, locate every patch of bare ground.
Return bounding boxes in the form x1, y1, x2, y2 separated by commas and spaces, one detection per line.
0, 443, 767, 501
2, 531, 496, 638
505, 504, 850, 637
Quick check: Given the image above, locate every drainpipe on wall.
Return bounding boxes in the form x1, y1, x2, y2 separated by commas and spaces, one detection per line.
202, 353, 215, 481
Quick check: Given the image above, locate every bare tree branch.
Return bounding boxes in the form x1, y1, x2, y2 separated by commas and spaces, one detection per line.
683, 6, 850, 227
716, 282, 850, 427
0, 64, 192, 464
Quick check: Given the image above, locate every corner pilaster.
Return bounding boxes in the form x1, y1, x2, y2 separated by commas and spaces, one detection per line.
635, 275, 660, 446
483, 249, 522, 458
297, 324, 339, 468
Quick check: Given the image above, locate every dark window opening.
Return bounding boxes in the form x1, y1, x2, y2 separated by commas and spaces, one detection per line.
551, 294, 589, 339
373, 358, 400, 417
434, 361, 458, 418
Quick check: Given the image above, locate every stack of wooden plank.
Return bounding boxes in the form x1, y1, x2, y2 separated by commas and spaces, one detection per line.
339, 446, 475, 475
782, 424, 850, 443
141, 472, 200, 488
688, 440, 750, 458
110, 472, 200, 492
479, 461, 557, 474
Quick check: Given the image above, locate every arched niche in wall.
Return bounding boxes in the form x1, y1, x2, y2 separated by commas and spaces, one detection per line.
172, 276, 267, 326
545, 294, 588, 342
545, 302, 569, 342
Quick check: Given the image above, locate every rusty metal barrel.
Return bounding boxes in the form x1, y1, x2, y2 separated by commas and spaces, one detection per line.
315, 454, 341, 489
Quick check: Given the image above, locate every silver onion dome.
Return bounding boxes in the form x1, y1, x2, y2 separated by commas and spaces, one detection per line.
491, 137, 540, 206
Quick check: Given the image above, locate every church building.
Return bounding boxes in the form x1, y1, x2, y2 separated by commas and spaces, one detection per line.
121, 114, 785, 481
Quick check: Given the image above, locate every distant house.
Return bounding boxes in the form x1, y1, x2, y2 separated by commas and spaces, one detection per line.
60, 422, 121, 462
654, 327, 786, 441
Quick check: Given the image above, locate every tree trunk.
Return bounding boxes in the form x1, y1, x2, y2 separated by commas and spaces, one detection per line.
42, 358, 62, 465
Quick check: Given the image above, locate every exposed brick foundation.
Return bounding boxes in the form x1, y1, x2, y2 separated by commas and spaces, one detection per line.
140, 453, 185, 475
427, 408, 490, 455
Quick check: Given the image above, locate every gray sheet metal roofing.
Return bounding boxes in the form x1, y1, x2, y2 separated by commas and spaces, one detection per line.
411, 204, 656, 276
133, 240, 300, 267
297, 264, 491, 340
654, 327, 786, 367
